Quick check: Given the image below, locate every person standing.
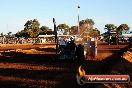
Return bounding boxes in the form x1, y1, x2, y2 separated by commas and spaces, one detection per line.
59, 38, 66, 52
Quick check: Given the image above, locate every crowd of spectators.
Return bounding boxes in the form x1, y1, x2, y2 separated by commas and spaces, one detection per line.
0, 37, 55, 44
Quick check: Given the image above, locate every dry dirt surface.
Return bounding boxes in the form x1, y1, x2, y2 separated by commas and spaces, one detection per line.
0, 42, 131, 88
123, 48, 132, 62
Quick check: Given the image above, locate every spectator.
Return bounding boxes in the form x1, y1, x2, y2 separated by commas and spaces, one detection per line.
59, 38, 66, 51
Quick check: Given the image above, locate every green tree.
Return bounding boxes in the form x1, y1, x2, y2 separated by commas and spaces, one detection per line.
0, 33, 4, 37
15, 30, 30, 38
32, 19, 40, 29
16, 19, 54, 38
40, 26, 49, 33
88, 28, 100, 37
7, 32, 12, 35
80, 19, 94, 30
7, 32, 12, 38
84, 18, 94, 29
23, 19, 40, 37
24, 20, 32, 31
117, 24, 130, 34
104, 24, 117, 32
79, 18, 95, 36
57, 24, 69, 35
69, 26, 78, 35
46, 31, 54, 35
16, 19, 40, 38
40, 26, 54, 35
29, 19, 40, 37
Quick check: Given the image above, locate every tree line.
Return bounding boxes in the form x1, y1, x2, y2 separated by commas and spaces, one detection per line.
15, 19, 54, 38
0, 18, 130, 38
15, 18, 100, 38
102, 24, 130, 36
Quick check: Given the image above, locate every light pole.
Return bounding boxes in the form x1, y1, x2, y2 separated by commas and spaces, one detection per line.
77, 4, 80, 35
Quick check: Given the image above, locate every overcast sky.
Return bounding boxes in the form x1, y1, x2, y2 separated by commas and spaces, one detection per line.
0, 0, 132, 34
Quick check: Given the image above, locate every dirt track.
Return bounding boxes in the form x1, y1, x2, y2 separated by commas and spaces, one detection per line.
0, 42, 131, 88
